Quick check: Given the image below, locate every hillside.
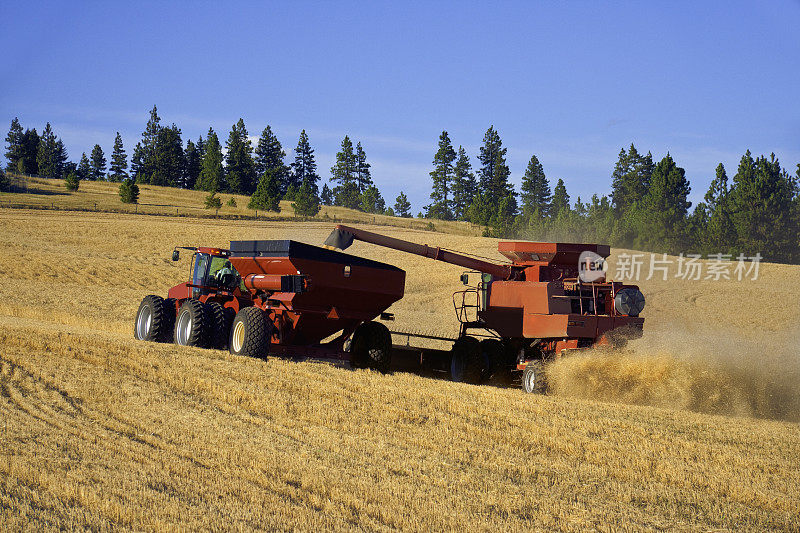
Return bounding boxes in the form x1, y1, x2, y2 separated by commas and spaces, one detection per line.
0, 208, 798, 530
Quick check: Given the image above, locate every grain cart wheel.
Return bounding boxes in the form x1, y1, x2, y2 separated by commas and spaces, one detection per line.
229, 307, 270, 359
450, 336, 483, 385
522, 361, 547, 394
174, 300, 211, 348
351, 321, 392, 373
207, 302, 234, 349
134, 295, 174, 343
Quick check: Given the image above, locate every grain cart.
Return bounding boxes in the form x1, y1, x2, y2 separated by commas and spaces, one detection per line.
134, 240, 405, 371
323, 225, 645, 392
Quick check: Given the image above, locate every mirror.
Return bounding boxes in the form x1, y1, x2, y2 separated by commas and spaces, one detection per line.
460, 273, 469, 285
172, 249, 180, 262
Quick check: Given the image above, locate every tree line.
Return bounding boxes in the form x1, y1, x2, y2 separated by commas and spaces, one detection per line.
424, 127, 800, 263
3, 108, 416, 217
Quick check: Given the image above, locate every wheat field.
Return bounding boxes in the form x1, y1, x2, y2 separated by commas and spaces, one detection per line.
1, 208, 799, 531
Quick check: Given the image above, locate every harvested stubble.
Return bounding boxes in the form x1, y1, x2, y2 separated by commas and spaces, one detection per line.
0, 208, 798, 531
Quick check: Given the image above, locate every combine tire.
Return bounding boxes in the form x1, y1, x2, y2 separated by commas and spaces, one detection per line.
479, 338, 505, 382
207, 302, 234, 349
450, 336, 484, 385
134, 295, 175, 343
229, 307, 270, 359
174, 299, 211, 348
351, 321, 392, 373
522, 361, 546, 394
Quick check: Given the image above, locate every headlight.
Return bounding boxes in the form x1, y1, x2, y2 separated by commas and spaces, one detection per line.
614, 288, 645, 317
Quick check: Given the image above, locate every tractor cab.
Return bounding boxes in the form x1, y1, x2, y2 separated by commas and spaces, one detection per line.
173, 247, 242, 298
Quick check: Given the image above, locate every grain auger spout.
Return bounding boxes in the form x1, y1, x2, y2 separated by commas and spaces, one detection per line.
323, 224, 514, 280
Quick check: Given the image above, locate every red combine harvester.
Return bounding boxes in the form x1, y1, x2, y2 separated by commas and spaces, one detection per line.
134, 226, 644, 393
323, 225, 645, 392
134, 240, 405, 372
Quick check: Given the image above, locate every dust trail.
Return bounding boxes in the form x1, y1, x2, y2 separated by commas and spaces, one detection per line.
546, 326, 800, 422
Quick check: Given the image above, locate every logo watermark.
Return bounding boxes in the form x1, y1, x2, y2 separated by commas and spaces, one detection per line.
611, 252, 763, 282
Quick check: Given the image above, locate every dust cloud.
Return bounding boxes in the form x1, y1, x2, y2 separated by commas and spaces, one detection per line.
546, 326, 800, 422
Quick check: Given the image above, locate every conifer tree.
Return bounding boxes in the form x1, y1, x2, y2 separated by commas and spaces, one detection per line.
291, 130, 320, 194
136, 105, 162, 184
55, 139, 68, 177
394, 191, 412, 218
119, 178, 139, 203
701, 163, 736, 253
152, 124, 184, 187
4, 118, 24, 171
320, 183, 333, 206
450, 146, 476, 220
361, 185, 386, 214
108, 132, 128, 182
520, 155, 551, 217
354, 142, 373, 192
254, 126, 290, 194
64, 171, 80, 191
249, 169, 282, 212
36, 123, 60, 178
426, 131, 456, 219
550, 179, 570, 216
611, 144, 652, 212
77, 153, 91, 180
183, 139, 200, 189
198, 129, 224, 192
19, 128, 40, 175
0, 168, 8, 192
225, 119, 256, 194
477, 126, 513, 204
130, 143, 144, 181
330, 136, 359, 208
637, 153, 691, 252
291, 180, 321, 216
89, 144, 106, 180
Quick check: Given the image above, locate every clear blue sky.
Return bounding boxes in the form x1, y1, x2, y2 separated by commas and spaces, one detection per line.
2, 1, 799, 212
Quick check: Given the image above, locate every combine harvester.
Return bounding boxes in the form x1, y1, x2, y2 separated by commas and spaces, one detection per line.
134, 225, 645, 393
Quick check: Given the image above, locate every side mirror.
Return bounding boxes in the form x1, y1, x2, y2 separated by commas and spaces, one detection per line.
460, 273, 469, 285
172, 250, 180, 261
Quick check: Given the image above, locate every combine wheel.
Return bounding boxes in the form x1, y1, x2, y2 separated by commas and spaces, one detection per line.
479, 339, 506, 382
450, 336, 484, 385
174, 300, 211, 348
229, 307, 270, 359
351, 321, 392, 373
134, 295, 174, 343
207, 302, 234, 349
522, 361, 547, 394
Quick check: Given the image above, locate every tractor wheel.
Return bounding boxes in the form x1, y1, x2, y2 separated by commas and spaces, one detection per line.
522, 361, 547, 394
351, 321, 392, 373
229, 307, 270, 359
450, 336, 484, 385
134, 295, 174, 343
207, 302, 234, 349
174, 299, 211, 348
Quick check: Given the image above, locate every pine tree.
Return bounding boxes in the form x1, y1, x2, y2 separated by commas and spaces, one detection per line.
224, 119, 256, 194
36, 123, 60, 178
361, 185, 386, 214
330, 136, 358, 208
204, 191, 222, 209
0, 168, 8, 192
55, 139, 68, 177
520, 154, 551, 217
152, 124, 184, 187
611, 144, 652, 212
477, 126, 513, 204
198, 128, 224, 192
119, 178, 139, 204
729, 152, 797, 262
291, 130, 320, 194
4, 118, 24, 172
637, 153, 691, 252
701, 163, 736, 253
451, 146, 476, 220
130, 143, 144, 181
320, 183, 333, 205
64, 171, 80, 191
249, 169, 282, 212
354, 142, 372, 192
136, 105, 162, 184
426, 131, 456, 220
394, 191, 412, 218
183, 139, 200, 189
20, 129, 40, 175
291, 180, 321, 216
550, 179, 570, 216
89, 144, 106, 180
77, 153, 91, 180
254, 126, 290, 194
108, 132, 128, 182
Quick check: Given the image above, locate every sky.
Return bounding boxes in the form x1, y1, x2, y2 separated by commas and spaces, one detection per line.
2, 1, 799, 213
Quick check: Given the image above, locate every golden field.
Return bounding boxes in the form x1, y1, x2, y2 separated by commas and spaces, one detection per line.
0, 208, 799, 531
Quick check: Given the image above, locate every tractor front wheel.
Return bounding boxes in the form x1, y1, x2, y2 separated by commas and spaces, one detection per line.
522, 361, 546, 394
450, 336, 484, 385
134, 295, 175, 343
351, 321, 392, 373
229, 307, 270, 359
174, 300, 210, 348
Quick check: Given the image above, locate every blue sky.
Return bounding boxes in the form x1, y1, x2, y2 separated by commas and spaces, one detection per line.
2, 1, 799, 212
